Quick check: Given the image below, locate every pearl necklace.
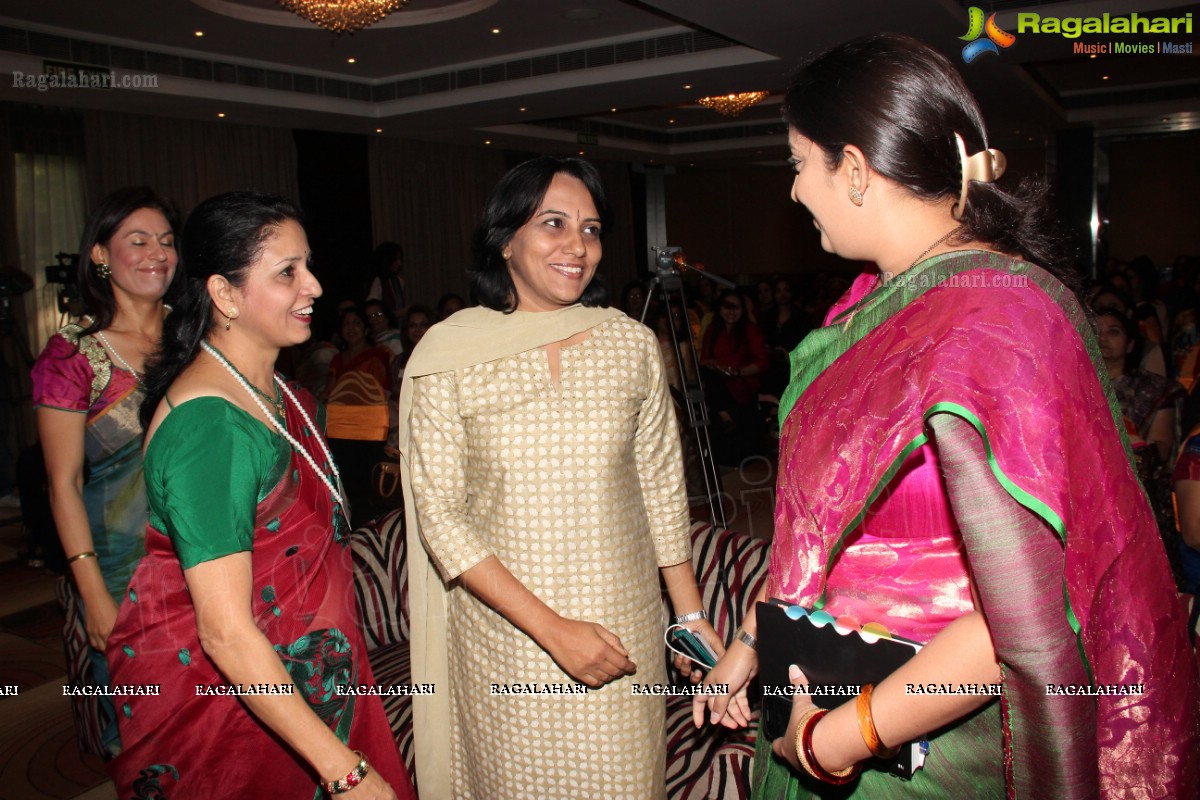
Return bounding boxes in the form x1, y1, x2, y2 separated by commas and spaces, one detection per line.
95, 331, 141, 383
201, 341, 350, 526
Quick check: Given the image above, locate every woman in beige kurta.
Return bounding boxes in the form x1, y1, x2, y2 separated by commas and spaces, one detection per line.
400, 157, 721, 799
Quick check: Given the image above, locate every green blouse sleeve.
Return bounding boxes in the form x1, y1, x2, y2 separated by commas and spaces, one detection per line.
145, 397, 289, 570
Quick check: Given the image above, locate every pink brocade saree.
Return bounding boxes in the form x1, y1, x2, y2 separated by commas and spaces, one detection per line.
770, 253, 1198, 798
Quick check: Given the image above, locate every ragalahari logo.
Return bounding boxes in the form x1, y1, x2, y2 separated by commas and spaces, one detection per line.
960, 7, 1017, 62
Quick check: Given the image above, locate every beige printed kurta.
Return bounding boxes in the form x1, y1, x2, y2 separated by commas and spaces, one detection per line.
409, 314, 690, 800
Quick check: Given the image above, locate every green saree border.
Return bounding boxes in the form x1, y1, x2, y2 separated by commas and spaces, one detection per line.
777, 252, 1135, 476
812, 404, 1093, 690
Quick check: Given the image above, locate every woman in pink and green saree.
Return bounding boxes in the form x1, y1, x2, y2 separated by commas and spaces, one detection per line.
693, 34, 1198, 799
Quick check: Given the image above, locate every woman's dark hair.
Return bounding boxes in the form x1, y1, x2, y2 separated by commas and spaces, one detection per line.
402, 304, 435, 350
78, 186, 181, 337
470, 156, 611, 312
700, 291, 748, 347
1091, 284, 1134, 316
782, 33, 1072, 285
339, 306, 372, 347
139, 190, 304, 428
436, 292, 466, 320
371, 241, 403, 277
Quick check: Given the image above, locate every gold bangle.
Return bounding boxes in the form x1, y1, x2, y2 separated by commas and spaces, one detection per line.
793, 706, 824, 775
67, 551, 98, 564
856, 683, 900, 759
797, 707, 861, 785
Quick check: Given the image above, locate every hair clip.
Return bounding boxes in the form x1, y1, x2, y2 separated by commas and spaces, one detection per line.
952, 132, 1007, 220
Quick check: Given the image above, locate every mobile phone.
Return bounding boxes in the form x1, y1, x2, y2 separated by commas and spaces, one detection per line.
670, 627, 719, 669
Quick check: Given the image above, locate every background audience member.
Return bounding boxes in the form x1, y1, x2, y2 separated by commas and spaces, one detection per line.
436, 292, 467, 321
365, 241, 408, 320
1171, 386, 1200, 597
325, 306, 393, 524
700, 288, 769, 465
620, 279, 651, 320
758, 276, 811, 396
32, 186, 179, 757
365, 298, 405, 359
1096, 307, 1183, 584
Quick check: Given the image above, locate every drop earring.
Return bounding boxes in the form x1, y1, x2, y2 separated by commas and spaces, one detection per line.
224, 307, 239, 331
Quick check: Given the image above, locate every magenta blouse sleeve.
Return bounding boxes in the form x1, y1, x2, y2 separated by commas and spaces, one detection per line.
31, 335, 93, 412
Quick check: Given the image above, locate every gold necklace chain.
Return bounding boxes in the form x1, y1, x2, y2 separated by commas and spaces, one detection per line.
910, 225, 964, 268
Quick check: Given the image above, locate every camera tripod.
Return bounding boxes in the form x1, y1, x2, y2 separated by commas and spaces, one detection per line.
638, 247, 736, 528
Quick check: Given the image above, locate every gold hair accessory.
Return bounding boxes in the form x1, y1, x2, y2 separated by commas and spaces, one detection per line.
848, 186, 864, 207
95, 262, 111, 280
952, 132, 1007, 220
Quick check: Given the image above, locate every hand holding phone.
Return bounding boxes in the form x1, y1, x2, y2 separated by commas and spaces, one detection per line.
668, 625, 719, 669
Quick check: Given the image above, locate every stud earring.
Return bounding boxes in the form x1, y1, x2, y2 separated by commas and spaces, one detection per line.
95, 262, 112, 279
848, 186, 864, 207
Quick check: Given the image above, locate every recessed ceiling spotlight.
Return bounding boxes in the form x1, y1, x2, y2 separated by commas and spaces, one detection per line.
217, 112, 226, 118
610, 107, 617, 113
375, 128, 383, 133
491, 27, 501, 34
563, 9, 601, 20
668, 119, 676, 124
1102, 75, 1110, 80
1089, 54, 1097, 59
347, 58, 356, 64
194, 30, 204, 37
484, 139, 492, 145
519, 107, 526, 112
578, 150, 585, 156
682, 84, 692, 90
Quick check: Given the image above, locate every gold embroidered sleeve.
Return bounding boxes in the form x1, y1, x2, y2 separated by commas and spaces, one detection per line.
409, 369, 494, 581
633, 328, 691, 566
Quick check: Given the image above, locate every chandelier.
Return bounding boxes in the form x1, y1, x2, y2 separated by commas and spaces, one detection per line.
277, 0, 409, 34
696, 91, 769, 118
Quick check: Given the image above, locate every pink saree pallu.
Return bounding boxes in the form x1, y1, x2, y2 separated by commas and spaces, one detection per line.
763, 252, 1198, 798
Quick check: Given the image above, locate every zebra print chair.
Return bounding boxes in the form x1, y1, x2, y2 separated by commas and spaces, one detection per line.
664, 521, 768, 799
350, 512, 769, 799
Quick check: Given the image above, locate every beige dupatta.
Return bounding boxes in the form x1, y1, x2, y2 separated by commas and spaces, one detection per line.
396, 304, 624, 800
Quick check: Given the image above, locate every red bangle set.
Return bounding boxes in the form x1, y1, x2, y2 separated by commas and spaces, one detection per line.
793, 708, 861, 785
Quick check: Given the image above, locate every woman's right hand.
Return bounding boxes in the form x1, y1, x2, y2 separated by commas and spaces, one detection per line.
541, 617, 636, 688
85, 590, 120, 651
341, 769, 397, 800
692, 637, 757, 729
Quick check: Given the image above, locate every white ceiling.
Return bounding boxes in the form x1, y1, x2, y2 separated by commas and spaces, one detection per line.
0, 0, 1195, 164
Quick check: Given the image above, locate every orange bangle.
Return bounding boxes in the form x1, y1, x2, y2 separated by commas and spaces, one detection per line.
856, 683, 900, 759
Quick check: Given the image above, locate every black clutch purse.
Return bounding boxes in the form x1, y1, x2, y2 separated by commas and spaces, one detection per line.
756, 599, 927, 779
